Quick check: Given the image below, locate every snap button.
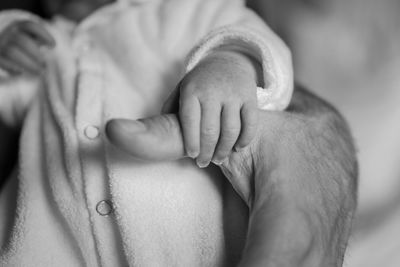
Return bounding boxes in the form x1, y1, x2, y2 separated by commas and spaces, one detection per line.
84, 125, 100, 139
96, 200, 113, 216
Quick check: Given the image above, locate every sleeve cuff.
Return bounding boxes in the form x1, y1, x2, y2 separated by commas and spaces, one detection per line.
185, 26, 293, 111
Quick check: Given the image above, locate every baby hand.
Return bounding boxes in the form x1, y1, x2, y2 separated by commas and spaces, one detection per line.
0, 20, 55, 76
176, 50, 259, 168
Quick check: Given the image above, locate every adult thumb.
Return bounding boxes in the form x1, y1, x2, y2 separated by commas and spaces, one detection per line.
105, 114, 187, 161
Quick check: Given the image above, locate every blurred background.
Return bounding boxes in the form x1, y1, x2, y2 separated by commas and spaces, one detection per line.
249, 1, 400, 266
0, 0, 41, 13
1, 0, 399, 265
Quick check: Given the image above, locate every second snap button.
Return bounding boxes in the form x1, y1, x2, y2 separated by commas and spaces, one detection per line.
96, 200, 113, 216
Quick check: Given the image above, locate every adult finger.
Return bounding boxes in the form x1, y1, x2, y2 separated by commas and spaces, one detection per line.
212, 104, 241, 165
235, 103, 258, 151
179, 95, 201, 158
106, 115, 186, 161
197, 101, 221, 168
20, 21, 56, 47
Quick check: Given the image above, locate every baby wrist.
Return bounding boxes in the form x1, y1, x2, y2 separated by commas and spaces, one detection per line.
185, 26, 293, 111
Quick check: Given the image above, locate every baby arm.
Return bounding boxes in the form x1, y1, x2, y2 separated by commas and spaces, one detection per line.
0, 10, 55, 128
172, 49, 261, 168
161, 0, 293, 168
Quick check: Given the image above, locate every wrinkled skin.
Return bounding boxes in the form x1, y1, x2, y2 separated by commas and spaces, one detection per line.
106, 85, 358, 267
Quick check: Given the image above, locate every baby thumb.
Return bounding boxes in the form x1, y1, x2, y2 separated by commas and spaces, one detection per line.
106, 114, 186, 161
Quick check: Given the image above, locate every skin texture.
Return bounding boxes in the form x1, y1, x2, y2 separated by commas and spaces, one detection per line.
163, 50, 261, 169
106, 85, 358, 266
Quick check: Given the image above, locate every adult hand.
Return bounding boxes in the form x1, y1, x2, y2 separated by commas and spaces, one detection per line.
106, 86, 358, 267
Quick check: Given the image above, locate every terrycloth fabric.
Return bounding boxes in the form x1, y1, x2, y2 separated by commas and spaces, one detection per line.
0, 0, 293, 266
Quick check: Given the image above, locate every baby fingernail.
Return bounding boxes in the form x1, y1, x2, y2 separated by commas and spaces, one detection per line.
197, 160, 209, 168
187, 150, 197, 159
212, 159, 223, 165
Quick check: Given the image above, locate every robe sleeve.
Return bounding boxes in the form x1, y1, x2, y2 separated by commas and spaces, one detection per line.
183, 0, 293, 110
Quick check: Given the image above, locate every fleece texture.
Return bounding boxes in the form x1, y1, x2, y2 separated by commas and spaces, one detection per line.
0, 0, 293, 266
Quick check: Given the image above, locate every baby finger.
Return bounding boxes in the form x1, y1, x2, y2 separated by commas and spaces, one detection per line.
235, 103, 258, 151
196, 102, 221, 168
180, 96, 201, 158
212, 105, 241, 165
